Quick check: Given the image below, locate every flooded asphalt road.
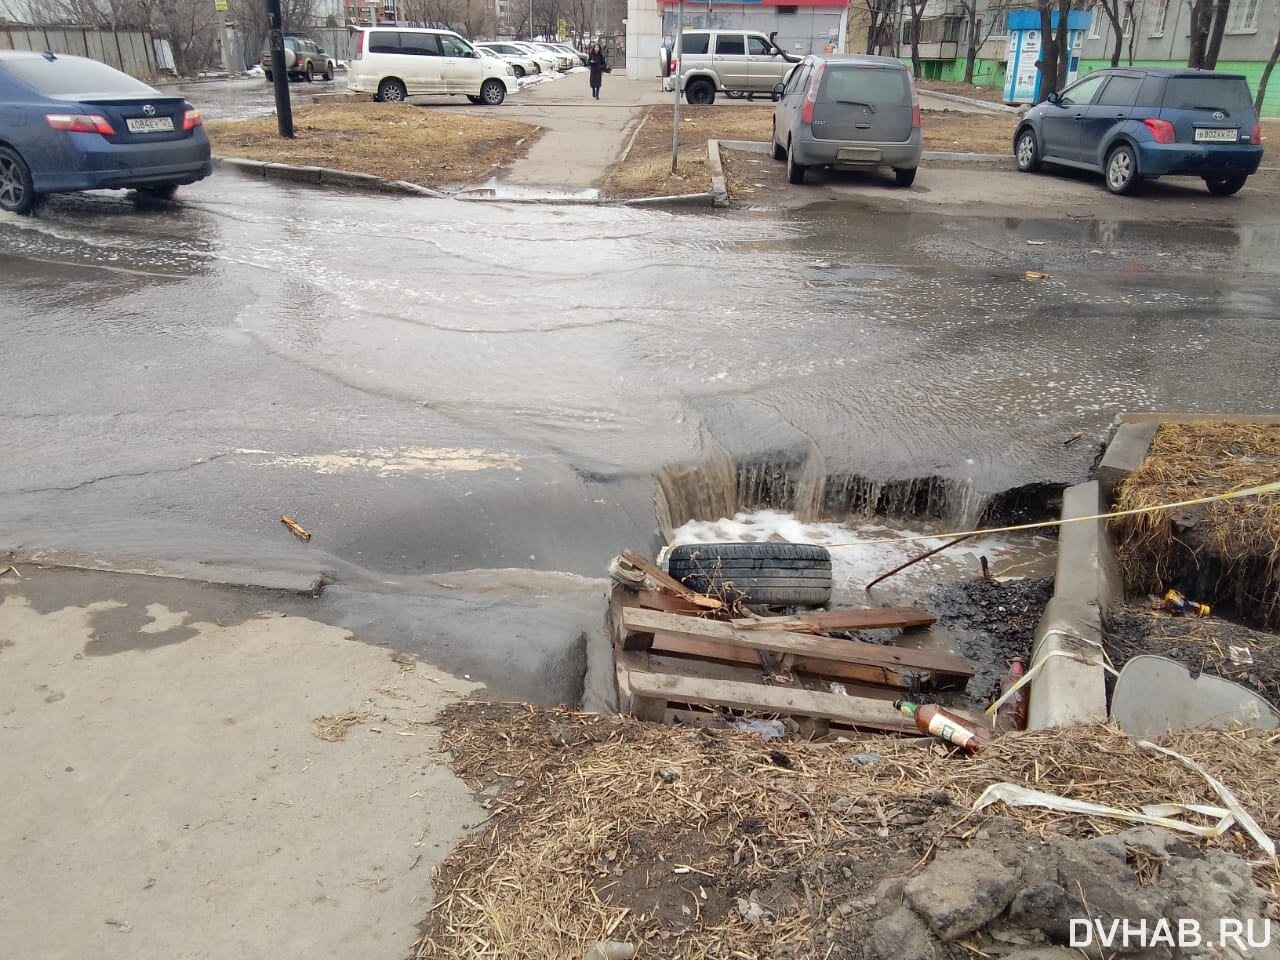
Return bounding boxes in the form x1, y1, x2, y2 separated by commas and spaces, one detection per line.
2, 174, 1279, 702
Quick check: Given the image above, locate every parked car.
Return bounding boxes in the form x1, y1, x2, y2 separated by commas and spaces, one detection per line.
475, 43, 538, 77
505, 42, 560, 75
259, 35, 335, 82
0, 50, 210, 215
548, 42, 587, 66
662, 29, 800, 105
1013, 67, 1263, 196
347, 27, 518, 105
771, 54, 921, 187
528, 42, 573, 71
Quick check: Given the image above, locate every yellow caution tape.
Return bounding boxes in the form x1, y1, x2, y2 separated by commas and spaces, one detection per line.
822, 480, 1280, 549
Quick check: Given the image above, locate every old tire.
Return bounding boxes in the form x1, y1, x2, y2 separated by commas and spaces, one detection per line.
787, 138, 805, 184
263, 71, 272, 82
1204, 173, 1246, 196
667, 542, 832, 607
1014, 127, 1041, 172
377, 78, 407, 102
0, 146, 36, 215
480, 78, 506, 105
1104, 143, 1141, 195
686, 78, 715, 105
894, 166, 917, 187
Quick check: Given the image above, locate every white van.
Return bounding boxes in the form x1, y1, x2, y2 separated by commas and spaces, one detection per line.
348, 27, 518, 105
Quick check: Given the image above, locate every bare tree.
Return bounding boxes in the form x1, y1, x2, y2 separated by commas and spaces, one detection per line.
904, 0, 925, 78
957, 0, 1010, 84
1257, 23, 1279, 113
861, 0, 896, 55
1188, 0, 1231, 69
1035, 0, 1079, 101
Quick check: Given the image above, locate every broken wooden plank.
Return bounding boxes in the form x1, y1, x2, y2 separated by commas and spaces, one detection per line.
627, 669, 918, 734
620, 549, 723, 610
649, 631, 916, 691
731, 606, 935, 633
637, 589, 715, 617
622, 607, 973, 685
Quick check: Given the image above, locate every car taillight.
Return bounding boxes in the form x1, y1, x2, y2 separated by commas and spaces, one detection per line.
1142, 118, 1176, 144
183, 108, 203, 131
355, 31, 364, 58
46, 113, 115, 135
670, 57, 677, 73
912, 102, 921, 128
801, 61, 825, 125
1250, 122, 1261, 144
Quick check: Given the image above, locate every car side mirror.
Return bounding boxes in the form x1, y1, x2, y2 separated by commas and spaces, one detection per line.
773, 82, 786, 95
1046, 92, 1062, 105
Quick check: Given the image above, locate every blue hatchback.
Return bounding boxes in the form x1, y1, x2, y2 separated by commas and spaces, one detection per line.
0, 50, 211, 214
1013, 68, 1263, 196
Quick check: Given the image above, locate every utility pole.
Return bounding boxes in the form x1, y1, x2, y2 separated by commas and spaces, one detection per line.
671, 0, 683, 172
529, 0, 535, 38
265, 0, 293, 137
214, 0, 237, 75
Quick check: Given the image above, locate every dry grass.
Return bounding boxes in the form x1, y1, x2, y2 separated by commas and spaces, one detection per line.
916, 79, 1010, 104
923, 109, 1017, 154
1112, 422, 1280, 627
415, 702, 1279, 960
206, 103, 539, 188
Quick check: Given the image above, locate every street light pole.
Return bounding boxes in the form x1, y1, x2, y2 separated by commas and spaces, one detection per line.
671, 0, 683, 172
529, 0, 534, 38
265, 0, 293, 137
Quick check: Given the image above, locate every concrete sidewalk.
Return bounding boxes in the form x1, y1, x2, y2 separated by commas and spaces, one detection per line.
454, 72, 668, 188
0, 566, 481, 960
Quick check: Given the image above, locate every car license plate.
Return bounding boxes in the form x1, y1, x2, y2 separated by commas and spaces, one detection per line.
126, 116, 174, 134
1194, 128, 1237, 143
837, 147, 881, 162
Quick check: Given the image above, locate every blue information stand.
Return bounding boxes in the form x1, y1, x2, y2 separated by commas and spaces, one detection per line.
1002, 9, 1092, 104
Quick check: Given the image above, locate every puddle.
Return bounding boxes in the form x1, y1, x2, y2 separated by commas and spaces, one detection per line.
455, 180, 601, 203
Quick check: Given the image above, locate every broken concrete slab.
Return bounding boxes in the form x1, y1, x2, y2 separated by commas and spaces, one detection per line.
869, 905, 940, 960
1097, 421, 1158, 503
1008, 882, 1087, 941
904, 848, 1019, 940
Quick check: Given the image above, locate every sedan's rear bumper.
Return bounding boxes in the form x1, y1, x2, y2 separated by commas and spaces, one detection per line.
794, 130, 922, 169
31, 131, 212, 192
1137, 142, 1263, 177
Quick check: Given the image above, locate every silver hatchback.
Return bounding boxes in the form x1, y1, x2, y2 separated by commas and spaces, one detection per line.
772, 54, 922, 187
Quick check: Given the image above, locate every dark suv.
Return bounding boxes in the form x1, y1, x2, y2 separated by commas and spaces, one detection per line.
259, 36, 335, 83
1013, 68, 1263, 196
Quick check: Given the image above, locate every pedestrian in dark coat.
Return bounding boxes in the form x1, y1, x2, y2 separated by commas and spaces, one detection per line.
587, 43, 609, 99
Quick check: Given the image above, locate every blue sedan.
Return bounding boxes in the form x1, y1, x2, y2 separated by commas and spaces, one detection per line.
0, 50, 211, 214
1013, 67, 1263, 196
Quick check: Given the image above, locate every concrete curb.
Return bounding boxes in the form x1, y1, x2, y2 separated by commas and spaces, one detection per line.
706, 139, 729, 208
719, 139, 772, 155
1027, 480, 1118, 729
709, 141, 1010, 165
621, 192, 715, 207
920, 88, 1021, 115
212, 155, 446, 197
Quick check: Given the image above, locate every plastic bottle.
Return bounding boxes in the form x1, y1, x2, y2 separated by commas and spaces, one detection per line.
894, 700, 989, 752
1162, 588, 1210, 617
992, 661, 1028, 735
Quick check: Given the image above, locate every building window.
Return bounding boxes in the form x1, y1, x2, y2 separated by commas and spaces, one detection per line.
1121, 11, 1132, 35
1229, 0, 1259, 31
902, 22, 912, 45
1087, 3, 1103, 39
777, 5, 798, 14
1150, 0, 1169, 35
943, 16, 961, 42
382, 0, 395, 14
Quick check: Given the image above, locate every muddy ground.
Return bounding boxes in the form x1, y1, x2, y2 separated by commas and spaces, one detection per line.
205, 102, 539, 187
1104, 602, 1280, 706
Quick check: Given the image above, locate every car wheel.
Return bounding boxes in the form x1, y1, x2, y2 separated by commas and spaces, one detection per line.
303, 64, 314, 83
1204, 173, 1247, 197
264, 71, 272, 82
323, 63, 333, 81
686, 79, 715, 105
786, 138, 805, 185
513, 65, 525, 78
480, 79, 505, 105
0, 146, 36, 215
467, 94, 483, 104
667, 542, 833, 608
894, 167, 917, 187
1014, 127, 1041, 172
1104, 143, 1141, 195
377, 78, 407, 103
772, 121, 786, 161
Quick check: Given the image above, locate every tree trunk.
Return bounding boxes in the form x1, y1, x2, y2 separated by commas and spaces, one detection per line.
1257, 28, 1280, 113
1188, 0, 1211, 68
1204, 0, 1230, 69
1109, 18, 1122, 67
910, 6, 922, 78
964, 43, 977, 83
1055, 0, 1070, 90
1036, 4, 1058, 101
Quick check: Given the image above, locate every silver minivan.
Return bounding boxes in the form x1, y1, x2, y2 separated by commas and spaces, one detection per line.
664, 30, 800, 105
772, 54, 922, 186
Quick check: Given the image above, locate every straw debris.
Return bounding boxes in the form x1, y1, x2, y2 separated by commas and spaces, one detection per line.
1112, 422, 1280, 628
414, 702, 1279, 960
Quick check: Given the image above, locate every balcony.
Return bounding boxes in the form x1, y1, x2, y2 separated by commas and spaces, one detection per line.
914, 40, 960, 59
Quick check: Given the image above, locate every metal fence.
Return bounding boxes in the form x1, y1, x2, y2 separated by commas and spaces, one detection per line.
0, 23, 160, 78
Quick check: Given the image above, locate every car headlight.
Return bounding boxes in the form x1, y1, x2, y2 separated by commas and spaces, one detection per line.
506, 65, 515, 76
